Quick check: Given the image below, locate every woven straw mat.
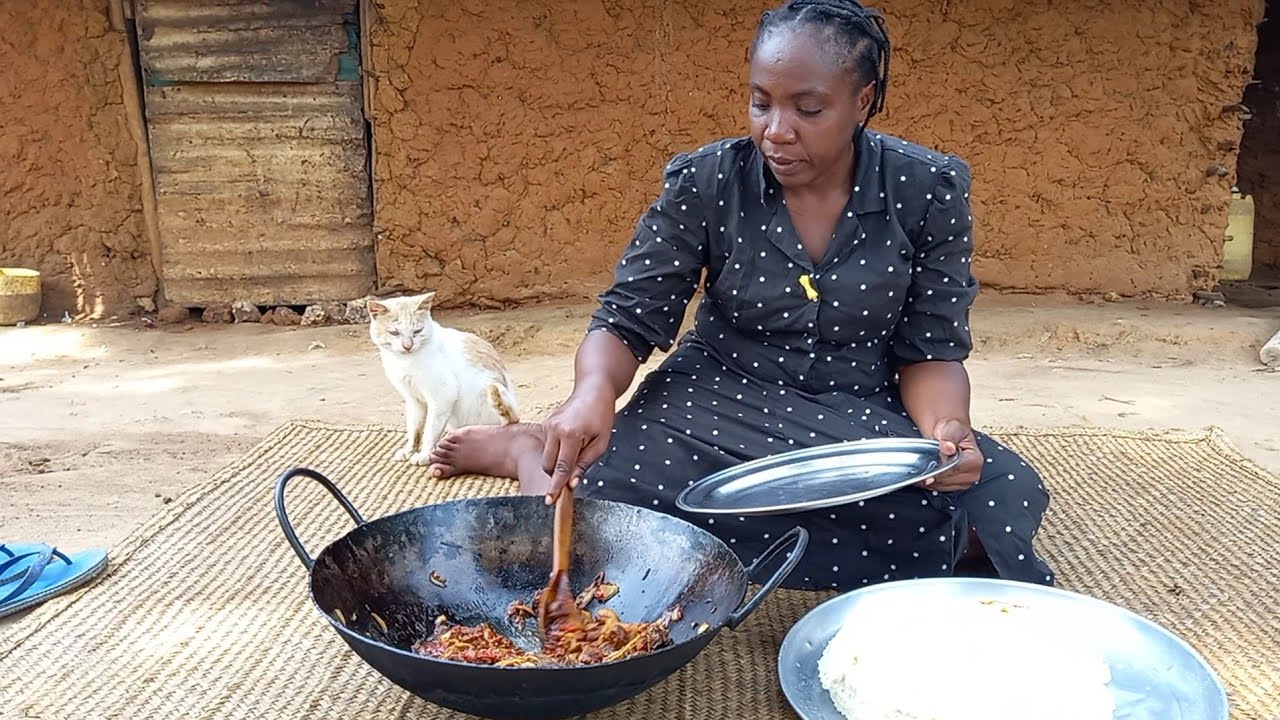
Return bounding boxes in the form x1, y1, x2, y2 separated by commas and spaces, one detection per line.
0, 421, 1276, 720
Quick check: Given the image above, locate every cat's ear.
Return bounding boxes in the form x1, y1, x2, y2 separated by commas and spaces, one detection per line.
415, 292, 437, 312
367, 300, 390, 317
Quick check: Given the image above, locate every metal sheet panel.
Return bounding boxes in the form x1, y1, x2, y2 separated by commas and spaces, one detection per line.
136, 0, 374, 307
135, 0, 361, 83
146, 82, 373, 306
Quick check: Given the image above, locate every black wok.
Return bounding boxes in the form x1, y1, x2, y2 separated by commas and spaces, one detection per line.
274, 467, 809, 720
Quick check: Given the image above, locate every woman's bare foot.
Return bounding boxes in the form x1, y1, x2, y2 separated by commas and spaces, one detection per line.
428, 423, 552, 496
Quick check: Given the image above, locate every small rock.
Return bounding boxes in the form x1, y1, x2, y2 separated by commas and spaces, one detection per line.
322, 301, 347, 324
345, 298, 370, 324
202, 304, 233, 323
301, 305, 328, 326
231, 300, 262, 324
136, 297, 156, 313
273, 307, 302, 326
157, 305, 189, 324
1261, 329, 1280, 369
307, 341, 327, 351
261, 309, 275, 324
15, 321, 26, 328
1103, 291, 1121, 303
1193, 290, 1226, 307
1205, 164, 1230, 178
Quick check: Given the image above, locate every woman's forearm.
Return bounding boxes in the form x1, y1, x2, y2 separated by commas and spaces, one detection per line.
898, 360, 972, 435
573, 329, 643, 402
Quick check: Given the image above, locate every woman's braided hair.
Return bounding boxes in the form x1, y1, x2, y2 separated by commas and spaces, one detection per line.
753, 0, 892, 126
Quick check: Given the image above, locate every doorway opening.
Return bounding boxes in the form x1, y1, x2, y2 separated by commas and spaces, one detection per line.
1227, 0, 1280, 307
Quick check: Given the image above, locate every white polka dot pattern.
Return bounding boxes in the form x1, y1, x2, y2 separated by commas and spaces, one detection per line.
577, 132, 1051, 590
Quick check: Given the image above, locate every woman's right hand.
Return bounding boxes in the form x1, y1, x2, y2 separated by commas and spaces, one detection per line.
541, 378, 617, 503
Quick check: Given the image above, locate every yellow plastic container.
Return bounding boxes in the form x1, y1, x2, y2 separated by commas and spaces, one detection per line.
0, 268, 42, 325
1222, 190, 1255, 281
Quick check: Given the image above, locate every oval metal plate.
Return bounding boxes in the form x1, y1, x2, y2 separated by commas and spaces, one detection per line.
778, 578, 1229, 720
674, 438, 961, 516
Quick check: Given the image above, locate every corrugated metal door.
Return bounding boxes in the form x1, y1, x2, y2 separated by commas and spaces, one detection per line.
135, 0, 375, 307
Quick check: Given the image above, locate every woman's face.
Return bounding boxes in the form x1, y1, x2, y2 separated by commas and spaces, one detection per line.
748, 26, 876, 189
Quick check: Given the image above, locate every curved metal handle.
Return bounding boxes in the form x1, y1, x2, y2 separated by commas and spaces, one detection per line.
273, 467, 367, 571
726, 526, 809, 630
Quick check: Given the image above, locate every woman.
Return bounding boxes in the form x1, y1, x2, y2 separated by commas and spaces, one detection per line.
428, 0, 1055, 590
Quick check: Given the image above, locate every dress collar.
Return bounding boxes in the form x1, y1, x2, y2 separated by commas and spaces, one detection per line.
750, 129, 887, 214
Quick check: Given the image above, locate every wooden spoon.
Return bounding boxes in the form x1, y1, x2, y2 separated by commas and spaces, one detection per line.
538, 487, 585, 638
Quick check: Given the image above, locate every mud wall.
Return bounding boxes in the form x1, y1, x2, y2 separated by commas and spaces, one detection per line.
0, 1, 153, 319
1238, 0, 1279, 272
368, 0, 1264, 305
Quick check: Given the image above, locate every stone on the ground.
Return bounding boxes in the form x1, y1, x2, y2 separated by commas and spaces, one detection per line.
1193, 290, 1226, 307
157, 306, 188, 324
1262, 328, 1280, 369
323, 301, 347, 323
272, 307, 302, 326
344, 298, 370, 324
301, 305, 328, 326
231, 300, 262, 324
201, 304, 233, 323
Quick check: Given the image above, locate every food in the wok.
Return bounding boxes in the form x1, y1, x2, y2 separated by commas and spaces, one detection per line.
817, 597, 1115, 720
411, 572, 682, 667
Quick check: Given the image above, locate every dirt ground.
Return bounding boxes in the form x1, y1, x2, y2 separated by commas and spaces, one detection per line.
1, 296, 1277, 563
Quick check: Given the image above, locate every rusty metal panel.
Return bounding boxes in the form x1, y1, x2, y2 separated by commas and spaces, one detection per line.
136, 0, 375, 307
135, 0, 361, 84
145, 82, 374, 306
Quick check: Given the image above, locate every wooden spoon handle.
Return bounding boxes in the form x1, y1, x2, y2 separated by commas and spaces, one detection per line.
551, 487, 573, 574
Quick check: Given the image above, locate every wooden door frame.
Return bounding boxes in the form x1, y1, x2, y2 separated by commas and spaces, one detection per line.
109, 0, 167, 309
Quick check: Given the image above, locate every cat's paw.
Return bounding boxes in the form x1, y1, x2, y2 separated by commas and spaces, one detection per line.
393, 447, 415, 462
408, 451, 433, 467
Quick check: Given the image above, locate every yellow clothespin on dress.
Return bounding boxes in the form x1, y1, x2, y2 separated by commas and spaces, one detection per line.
799, 274, 819, 302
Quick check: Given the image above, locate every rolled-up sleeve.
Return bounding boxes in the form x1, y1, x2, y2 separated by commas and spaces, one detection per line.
889, 159, 980, 366
588, 152, 708, 362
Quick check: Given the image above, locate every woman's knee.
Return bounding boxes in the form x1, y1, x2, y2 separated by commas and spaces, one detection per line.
972, 435, 1049, 510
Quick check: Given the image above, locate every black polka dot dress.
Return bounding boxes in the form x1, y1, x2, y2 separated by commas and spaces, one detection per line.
578, 131, 1055, 591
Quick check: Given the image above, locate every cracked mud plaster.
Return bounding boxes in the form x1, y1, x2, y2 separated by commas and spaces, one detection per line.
0, 1, 154, 319
368, 0, 1265, 306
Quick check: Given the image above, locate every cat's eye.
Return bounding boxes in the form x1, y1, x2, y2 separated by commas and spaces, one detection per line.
388, 328, 400, 336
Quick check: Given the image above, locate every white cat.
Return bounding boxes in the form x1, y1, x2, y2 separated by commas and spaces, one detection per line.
367, 292, 520, 465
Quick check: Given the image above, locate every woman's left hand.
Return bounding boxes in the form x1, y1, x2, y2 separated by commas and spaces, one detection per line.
923, 418, 983, 492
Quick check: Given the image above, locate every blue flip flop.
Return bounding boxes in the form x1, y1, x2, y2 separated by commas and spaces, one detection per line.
0, 543, 109, 619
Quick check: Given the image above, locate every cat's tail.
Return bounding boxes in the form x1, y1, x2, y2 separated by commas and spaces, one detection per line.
487, 383, 520, 425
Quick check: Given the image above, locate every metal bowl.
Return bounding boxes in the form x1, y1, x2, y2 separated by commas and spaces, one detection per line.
779, 577, 1228, 720
275, 467, 808, 720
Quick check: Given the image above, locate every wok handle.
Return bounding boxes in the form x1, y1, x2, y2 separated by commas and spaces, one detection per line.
726, 526, 809, 630
273, 466, 367, 571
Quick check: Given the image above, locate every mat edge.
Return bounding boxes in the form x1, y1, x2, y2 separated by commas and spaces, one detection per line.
0, 420, 311, 657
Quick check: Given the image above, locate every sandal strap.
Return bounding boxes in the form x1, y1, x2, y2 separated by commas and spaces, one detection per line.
0, 548, 56, 604
0, 544, 71, 569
